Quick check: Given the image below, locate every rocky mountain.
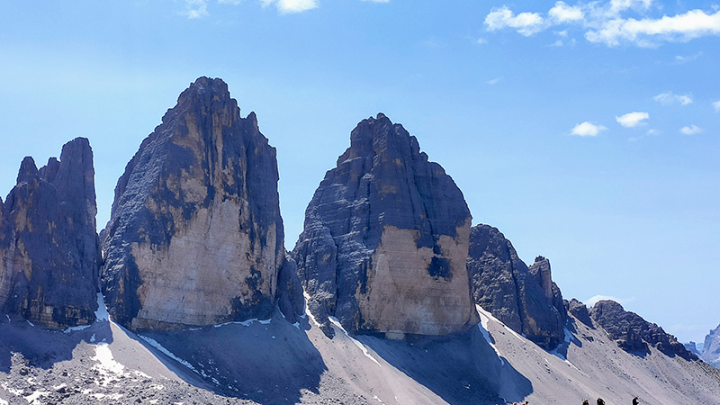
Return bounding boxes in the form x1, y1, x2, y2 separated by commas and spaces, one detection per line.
702, 324, 720, 368
293, 113, 478, 338
684, 341, 701, 356
0, 138, 99, 329
589, 300, 696, 361
101, 77, 302, 331
466, 224, 566, 350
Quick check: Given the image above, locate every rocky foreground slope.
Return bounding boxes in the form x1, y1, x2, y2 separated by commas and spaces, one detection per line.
293, 113, 478, 338
101, 77, 303, 331
0, 138, 99, 330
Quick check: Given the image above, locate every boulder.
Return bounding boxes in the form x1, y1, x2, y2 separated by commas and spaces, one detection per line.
466, 225, 566, 350
293, 113, 478, 338
0, 138, 99, 329
101, 77, 299, 330
590, 300, 696, 360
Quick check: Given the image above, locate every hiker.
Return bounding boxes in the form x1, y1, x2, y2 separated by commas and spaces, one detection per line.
582, 400, 589, 405
633, 397, 639, 405
597, 399, 605, 405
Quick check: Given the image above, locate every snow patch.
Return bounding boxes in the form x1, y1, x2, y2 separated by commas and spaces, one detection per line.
92, 343, 125, 376
63, 324, 91, 334
26, 320, 34, 327
24, 390, 49, 404
95, 293, 109, 322
476, 306, 505, 365
213, 318, 269, 328
0, 398, 7, 405
90, 333, 96, 343
303, 291, 322, 327
139, 335, 197, 372
328, 317, 381, 366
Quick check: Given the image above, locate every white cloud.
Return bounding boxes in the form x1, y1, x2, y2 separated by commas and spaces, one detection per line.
571, 121, 607, 136
654, 91, 692, 106
182, 0, 209, 18
277, 0, 318, 13
586, 295, 636, 307
477, 38, 488, 44
218, 0, 243, 4
585, 9, 720, 46
616, 111, 649, 127
550, 39, 564, 46
549, 1, 584, 23
646, 129, 658, 135
486, 77, 502, 85
713, 100, 720, 111
484, 1, 720, 47
680, 125, 703, 135
485, 6, 546, 36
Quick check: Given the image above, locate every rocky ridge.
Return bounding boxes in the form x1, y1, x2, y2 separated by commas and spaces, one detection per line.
101, 77, 302, 331
293, 113, 478, 338
589, 300, 696, 361
701, 323, 720, 368
466, 224, 566, 350
0, 138, 100, 329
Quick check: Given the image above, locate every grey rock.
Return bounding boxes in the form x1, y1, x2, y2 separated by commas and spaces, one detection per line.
684, 341, 701, 357
590, 300, 696, 360
293, 113, 478, 338
466, 225, 566, 350
0, 138, 99, 329
566, 298, 593, 328
276, 254, 305, 324
101, 77, 300, 331
701, 324, 720, 368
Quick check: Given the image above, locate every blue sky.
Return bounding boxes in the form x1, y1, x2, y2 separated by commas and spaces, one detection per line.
1, 0, 718, 344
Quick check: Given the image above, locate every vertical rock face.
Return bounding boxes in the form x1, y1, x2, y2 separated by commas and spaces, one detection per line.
590, 300, 696, 360
0, 138, 99, 329
466, 224, 566, 350
293, 113, 478, 338
101, 77, 294, 331
702, 324, 720, 368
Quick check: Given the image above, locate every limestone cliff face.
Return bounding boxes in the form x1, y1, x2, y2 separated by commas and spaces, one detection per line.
702, 324, 720, 368
466, 225, 566, 350
590, 300, 696, 361
0, 138, 99, 329
293, 113, 478, 338
101, 77, 296, 331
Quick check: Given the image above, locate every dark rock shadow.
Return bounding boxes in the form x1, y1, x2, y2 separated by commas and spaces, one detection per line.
0, 314, 114, 372
359, 326, 533, 405
134, 311, 327, 405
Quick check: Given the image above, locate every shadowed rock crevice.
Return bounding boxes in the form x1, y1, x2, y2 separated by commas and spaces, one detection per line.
293, 113, 478, 338
0, 138, 100, 330
466, 224, 566, 350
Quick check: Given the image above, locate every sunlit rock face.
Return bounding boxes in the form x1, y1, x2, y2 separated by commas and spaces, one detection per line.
0, 138, 100, 329
101, 77, 292, 331
293, 113, 478, 338
466, 225, 566, 350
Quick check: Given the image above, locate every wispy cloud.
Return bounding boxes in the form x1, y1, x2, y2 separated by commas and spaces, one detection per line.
361, 0, 389, 2
674, 52, 703, 64
680, 125, 703, 135
571, 121, 607, 137
713, 100, 720, 111
629, 128, 659, 141
654, 91, 692, 106
486, 77, 502, 85
586, 294, 636, 307
616, 111, 649, 127
484, 1, 720, 47
182, 0, 209, 19
476, 38, 488, 44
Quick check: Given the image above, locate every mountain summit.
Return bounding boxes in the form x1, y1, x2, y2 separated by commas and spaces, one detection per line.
293, 113, 478, 338
101, 77, 299, 330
